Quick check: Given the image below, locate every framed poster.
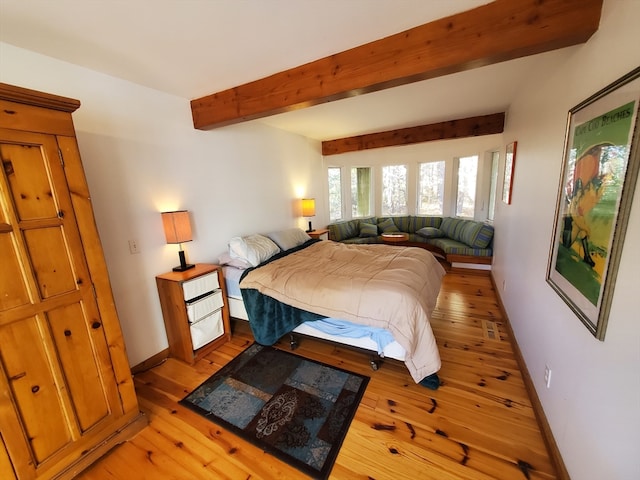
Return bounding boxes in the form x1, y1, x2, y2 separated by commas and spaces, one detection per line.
502, 141, 517, 204
546, 67, 640, 340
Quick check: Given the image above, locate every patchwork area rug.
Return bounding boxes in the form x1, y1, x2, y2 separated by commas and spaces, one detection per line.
180, 343, 369, 479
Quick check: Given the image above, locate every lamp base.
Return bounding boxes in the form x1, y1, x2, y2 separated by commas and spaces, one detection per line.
306, 220, 313, 233
173, 249, 195, 272
172, 264, 195, 272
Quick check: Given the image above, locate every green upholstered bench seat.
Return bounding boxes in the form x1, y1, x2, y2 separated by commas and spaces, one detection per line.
327, 215, 494, 265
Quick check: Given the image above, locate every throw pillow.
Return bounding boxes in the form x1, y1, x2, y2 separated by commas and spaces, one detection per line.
469, 223, 495, 248
359, 222, 378, 238
416, 227, 445, 239
377, 217, 399, 233
267, 228, 311, 251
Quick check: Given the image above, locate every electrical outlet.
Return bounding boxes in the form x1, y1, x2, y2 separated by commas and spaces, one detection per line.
128, 239, 140, 254
544, 365, 552, 388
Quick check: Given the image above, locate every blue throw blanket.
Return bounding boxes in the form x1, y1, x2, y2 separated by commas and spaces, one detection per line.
304, 318, 395, 355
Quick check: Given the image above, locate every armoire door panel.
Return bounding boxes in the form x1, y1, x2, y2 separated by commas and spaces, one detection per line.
0, 434, 17, 480
0, 316, 72, 463
47, 302, 111, 432
0, 366, 34, 479
0, 233, 30, 311
23, 227, 77, 299
0, 141, 59, 222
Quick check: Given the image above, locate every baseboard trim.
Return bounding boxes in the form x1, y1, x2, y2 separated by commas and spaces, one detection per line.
446, 254, 492, 265
450, 262, 491, 271
131, 348, 169, 375
490, 273, 570, 480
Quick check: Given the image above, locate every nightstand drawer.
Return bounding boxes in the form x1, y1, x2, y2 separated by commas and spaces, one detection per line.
186, 290, 223, 323
190, 309, 224, 350
182, 272, 220, 301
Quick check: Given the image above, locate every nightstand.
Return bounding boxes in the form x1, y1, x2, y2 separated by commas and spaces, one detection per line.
156, 264, 231, 364
308, 228, 329, 240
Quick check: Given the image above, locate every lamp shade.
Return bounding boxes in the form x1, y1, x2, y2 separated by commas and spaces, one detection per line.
301, 198, 316, 217
161, 210, 192, 244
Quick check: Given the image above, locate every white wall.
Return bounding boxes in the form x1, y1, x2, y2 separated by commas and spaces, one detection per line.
492, 1, 640, 479
0, 43, 324, 367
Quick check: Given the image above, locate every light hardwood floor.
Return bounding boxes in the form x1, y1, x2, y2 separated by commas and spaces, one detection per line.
78, 267, 557, 480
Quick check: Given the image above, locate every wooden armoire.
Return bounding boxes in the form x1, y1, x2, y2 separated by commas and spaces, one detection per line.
0, 84, 146, 479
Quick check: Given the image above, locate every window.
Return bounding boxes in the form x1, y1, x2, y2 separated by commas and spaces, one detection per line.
381, 164, 408, 215
327, 148, 491, 222
417, 161, 445, 215
456, 155, 478, 218
487, 151, 499, 221
328, 167, 343, 221
351, 167, 372, 217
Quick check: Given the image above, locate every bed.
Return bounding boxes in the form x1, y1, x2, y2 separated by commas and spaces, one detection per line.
225, 266, 407, 362
220, 229, 446, 386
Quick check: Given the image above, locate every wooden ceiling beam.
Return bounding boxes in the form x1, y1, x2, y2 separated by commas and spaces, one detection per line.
321, 113, 505, 156
191, 0, 603, 130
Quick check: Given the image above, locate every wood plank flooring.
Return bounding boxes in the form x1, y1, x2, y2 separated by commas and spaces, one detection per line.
78, 267, 557, 480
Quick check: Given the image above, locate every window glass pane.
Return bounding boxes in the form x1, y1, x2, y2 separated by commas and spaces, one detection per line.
488, 151, 499, 221
328, 167, 342, 221
381, 165, 408, 215
351, 167, 371, 217
417, 161, 445, 215
456, 155, 478, 217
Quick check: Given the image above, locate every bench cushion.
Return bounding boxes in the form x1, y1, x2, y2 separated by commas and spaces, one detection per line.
426, 237, 493, 257
440, 217, 494, 248
411, 216, 442, 232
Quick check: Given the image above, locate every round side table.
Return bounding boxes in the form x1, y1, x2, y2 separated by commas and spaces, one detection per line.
381, 232, 409, 244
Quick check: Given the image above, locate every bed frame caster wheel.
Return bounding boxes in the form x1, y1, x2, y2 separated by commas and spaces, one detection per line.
370, 359, 379, 371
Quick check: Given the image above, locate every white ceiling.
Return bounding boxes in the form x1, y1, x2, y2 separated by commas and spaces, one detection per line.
0, 0, 576, 141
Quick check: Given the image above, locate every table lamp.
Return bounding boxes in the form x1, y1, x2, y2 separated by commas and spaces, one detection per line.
302, 198, 316, 232
161, 210, 195, 271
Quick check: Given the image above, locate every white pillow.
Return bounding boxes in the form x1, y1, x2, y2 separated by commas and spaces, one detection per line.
217, 251, 253, 270
266, 228, 311, 251
228, 234, 280, 267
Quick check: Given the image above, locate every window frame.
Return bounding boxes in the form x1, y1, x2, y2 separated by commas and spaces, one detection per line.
350, 166, 374, 218
381, 163, 409, 216
327, 166, 344, 222
454, 154, 479, 219
417, 159, 446, 216
487, 150, 500, 222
